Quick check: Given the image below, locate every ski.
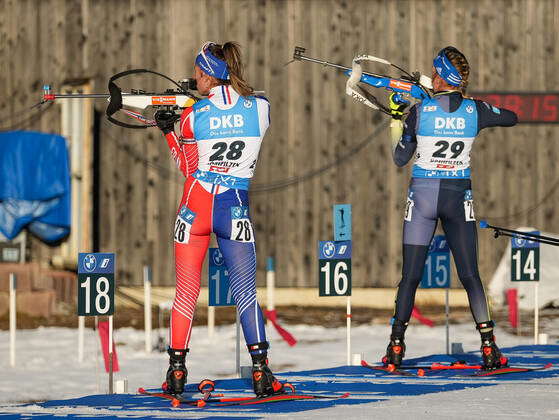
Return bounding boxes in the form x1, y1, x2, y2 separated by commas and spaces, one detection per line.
138, 387, 349, 408
210, 392, 350, 407
361, 360, 417, 376
138, 387, 218, 407
466, 362, 553, 377
397, 362, 482, 376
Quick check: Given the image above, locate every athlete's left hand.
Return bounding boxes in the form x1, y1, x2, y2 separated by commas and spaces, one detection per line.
388, 93, 409, 120
154, 109, 180, 134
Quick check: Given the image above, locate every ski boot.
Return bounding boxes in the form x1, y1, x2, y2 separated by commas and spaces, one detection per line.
477, 321, 508, 370
162, 348, 188, 395
382, 337, 406, 368
382, 319, 408, 368
249, 342, 285, 397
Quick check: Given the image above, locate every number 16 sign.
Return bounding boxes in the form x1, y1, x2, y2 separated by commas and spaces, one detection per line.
318, 240, 352, 296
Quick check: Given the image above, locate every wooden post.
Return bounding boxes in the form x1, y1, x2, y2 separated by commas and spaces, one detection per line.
9, 273, 16, 368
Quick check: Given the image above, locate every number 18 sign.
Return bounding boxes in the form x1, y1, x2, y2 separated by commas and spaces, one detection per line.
77, 253, 115, 316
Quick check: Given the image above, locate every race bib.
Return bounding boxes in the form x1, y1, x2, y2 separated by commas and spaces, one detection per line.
231, 206, 254, 243
404, 191, 415, 222
464, 190, 475, 221
174, 206, 196, 244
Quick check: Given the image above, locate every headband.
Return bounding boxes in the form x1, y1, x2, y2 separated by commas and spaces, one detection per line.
433, 49, 462, 87
195, 42, 230, 80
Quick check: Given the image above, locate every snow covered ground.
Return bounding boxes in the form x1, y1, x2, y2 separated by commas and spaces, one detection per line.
0, 322, 558, 418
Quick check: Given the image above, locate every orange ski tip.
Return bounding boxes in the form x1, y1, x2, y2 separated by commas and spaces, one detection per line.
387, 364, 396, 372
418, 369, 425, 376
197, 400, 207, 408
171, 398, 180, 408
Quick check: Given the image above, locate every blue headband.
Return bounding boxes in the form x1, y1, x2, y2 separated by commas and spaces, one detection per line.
195, 43, 230, 80
433, 49, 462, 87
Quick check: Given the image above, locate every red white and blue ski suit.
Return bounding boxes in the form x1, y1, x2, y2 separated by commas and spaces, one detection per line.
163, 85, 270, 352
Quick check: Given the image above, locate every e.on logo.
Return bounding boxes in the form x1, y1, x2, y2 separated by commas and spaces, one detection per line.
209, 115, 244, 129
435, 117, 466, 129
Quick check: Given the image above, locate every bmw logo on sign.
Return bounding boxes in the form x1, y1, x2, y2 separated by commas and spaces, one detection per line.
83, 254, 97, 272
322, 241, 336, 258
212, 249, 225, 266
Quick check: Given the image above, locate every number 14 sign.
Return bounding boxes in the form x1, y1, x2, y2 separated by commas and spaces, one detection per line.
511, 233, 540, 282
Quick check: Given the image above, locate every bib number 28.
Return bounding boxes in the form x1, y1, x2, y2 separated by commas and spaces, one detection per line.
174, 206, 196, 244
231, 206, 254, 243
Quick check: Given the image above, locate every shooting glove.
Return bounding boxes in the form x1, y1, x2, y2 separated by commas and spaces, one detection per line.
388, 93, 409, 120
154, 109, 180, 134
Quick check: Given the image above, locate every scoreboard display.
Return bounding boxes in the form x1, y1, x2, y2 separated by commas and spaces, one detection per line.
472, 93, 559, 124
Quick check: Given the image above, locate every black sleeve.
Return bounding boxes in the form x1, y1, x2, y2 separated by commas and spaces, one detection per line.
393, 104, 418, 167
475, 100, 518, 131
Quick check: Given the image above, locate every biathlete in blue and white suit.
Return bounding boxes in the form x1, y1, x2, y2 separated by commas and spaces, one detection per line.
153, 42, 285, 397
384, 46, 518, 369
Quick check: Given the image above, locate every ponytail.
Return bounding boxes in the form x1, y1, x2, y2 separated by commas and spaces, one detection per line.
208, 42, 254, 97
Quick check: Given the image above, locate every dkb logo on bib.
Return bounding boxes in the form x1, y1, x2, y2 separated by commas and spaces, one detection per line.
209, 115, 245, 129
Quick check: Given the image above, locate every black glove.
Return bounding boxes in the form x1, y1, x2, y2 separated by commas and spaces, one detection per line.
154, 109, 180, 134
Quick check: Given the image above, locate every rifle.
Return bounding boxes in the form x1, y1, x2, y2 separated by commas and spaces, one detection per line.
42, 69, 199, 129
292, 46, 433, 114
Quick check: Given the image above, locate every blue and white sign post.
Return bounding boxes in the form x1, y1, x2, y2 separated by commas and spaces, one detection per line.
208, 248, 242, 376
78, 252, 116, 394
319, 204, 353, 365
420, 236, 451, 354
511, 233, 541, 344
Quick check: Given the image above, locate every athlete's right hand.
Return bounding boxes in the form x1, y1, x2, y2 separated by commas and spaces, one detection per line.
154, 109, 180, 134
388, 93, 409, 120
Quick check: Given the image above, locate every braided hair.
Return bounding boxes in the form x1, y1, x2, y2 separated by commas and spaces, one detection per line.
443, 46, 470, 93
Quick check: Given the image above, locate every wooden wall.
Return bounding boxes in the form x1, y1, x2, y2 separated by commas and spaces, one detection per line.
1, 0, 558, 290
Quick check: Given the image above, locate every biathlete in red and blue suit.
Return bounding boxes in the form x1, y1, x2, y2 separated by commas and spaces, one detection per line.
153, 41, 284, 397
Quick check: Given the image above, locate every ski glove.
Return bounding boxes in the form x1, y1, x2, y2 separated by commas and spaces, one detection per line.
388, 93, 409, 120
154, 109, 180, 134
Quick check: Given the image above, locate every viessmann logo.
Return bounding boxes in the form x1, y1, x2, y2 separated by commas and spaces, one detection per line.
151, 96, 177, 105
389, 80, 412, 91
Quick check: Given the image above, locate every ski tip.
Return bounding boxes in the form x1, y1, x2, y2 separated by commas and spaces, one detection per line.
171, 398, 180, 408
341, 392, 350, 398
138, 387, 145, 393
360, 360, 368, 367
197, 399, 207, 408
417, 369, 425, 377
387, 364, 396, 372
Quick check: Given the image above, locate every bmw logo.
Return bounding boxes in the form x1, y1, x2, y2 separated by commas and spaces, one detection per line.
212, 249, 225, 266
243, 99, 253, 109
83, 254, 97, 272
322, 241, 336, 258
466, 105, 474, 114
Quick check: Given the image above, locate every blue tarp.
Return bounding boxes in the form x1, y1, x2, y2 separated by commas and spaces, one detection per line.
0, 130, 71, 242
